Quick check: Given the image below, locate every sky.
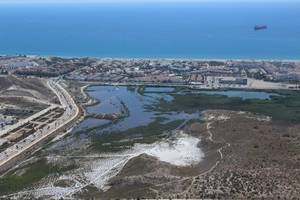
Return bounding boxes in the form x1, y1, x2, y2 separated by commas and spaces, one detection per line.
0, 0, 298, 4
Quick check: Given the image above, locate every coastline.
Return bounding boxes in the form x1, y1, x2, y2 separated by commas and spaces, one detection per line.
2, 54, 300, 62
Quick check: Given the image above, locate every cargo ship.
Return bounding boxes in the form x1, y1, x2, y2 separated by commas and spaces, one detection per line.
254, 25, 267, 31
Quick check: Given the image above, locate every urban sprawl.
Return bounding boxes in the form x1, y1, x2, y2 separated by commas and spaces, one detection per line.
1, 55, 300, 89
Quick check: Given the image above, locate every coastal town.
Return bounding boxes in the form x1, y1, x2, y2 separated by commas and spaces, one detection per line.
1, 55, 300, 89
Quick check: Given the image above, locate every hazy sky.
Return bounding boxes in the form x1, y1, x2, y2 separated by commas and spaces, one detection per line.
0, 0, 298, 4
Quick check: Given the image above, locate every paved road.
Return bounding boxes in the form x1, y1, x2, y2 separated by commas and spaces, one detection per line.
0, 80, 79, 170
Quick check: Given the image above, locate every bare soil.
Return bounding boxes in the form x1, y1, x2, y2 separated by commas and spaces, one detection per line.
0, 75, 57, 119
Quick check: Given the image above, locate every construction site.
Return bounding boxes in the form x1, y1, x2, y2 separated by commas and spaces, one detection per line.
0, 107, 65, 152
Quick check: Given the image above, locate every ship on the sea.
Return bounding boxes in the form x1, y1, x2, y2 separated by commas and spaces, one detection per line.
254, 25, 268, 31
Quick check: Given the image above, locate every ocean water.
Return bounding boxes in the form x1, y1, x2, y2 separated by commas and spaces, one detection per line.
0, 2, 300, 59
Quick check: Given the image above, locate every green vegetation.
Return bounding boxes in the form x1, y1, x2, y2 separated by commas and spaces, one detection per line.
0, 159, 76, 195
152, 90, 300, 125
136, 85, 145, 95
126, 86, 137, 92
91, 119, 184, 152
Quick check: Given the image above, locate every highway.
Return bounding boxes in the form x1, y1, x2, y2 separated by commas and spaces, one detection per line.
0, 80, 79, 172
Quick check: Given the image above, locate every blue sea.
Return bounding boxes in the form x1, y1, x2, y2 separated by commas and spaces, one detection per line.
0, 2, 300, 59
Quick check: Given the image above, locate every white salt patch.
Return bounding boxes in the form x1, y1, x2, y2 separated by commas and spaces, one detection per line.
246, 115, 271, 122
206, 113, 230, 122
216, 114, 230, 121
207, 115, 215, 121
135, 132, 203, 166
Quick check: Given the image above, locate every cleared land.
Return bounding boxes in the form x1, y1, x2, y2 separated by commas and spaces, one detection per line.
0, 76, 57, 121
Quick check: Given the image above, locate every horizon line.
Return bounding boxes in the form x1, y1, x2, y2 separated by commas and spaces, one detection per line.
0, 0, 299, 4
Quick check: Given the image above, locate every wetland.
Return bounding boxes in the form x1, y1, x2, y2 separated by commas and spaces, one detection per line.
1, 85, 299, 199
